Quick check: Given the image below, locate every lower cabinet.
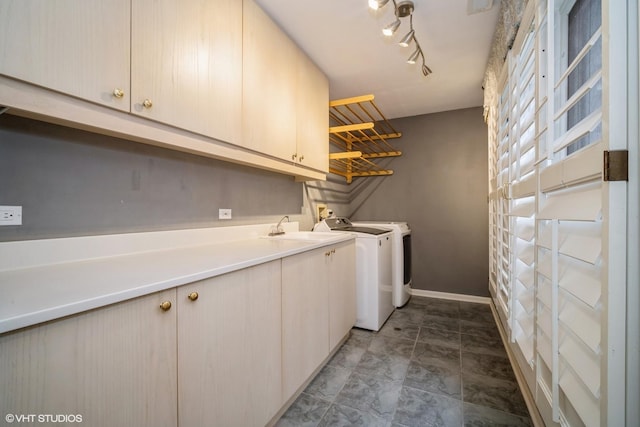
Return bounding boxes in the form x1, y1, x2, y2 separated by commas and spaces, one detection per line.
0, 242, 356, 426
281, 241, 357, 400
328, 242, 357, 350
177, 260, 282, 427
282, 247, 330, 399
0, 289, 178, 427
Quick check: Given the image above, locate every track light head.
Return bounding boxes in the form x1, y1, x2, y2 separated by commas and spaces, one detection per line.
399, 29, 414, 47
407, 48, 421, 64
368, 0, 390, 10
382, 18, 401, 36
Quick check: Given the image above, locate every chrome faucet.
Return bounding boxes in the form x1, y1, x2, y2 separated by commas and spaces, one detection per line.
269, 215, 290, 236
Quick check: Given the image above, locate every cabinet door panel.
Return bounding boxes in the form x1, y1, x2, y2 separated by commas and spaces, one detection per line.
132, 0, 242, 144
177, 261, 282, 427
0, 289, 177, 427
0, 0, 130, 111
242, 0, 297, 161
297, 52, 329, 172
282, 248, 330, 399
329, 242, 357, 350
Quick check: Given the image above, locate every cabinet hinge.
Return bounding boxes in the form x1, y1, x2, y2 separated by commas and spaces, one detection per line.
603, 150, 629, 181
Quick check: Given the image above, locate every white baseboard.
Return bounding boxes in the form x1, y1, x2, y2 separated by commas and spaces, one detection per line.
410, 289, 491, 304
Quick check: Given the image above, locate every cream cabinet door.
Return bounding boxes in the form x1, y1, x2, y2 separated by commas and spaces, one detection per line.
297, 52, 329, 172
328, 241, 356, 351
0, 0, 130, 111
131, 0, 242, 144
242, 0, 298, 162
281, 247, 330, 400
0, 289, 178, 427
177, 261, 282, 427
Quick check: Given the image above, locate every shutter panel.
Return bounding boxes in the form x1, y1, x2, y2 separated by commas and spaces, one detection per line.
487, 1, 630, 425
508, 25, 538, 366
536, 1, 604, 424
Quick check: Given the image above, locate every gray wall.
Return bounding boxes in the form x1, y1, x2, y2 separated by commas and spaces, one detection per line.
1, 108, 489, 297
0, 115, 304, 241
349, 107, 489, 297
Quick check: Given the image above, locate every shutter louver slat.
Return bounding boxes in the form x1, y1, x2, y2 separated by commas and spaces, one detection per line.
559, 221, 602, 264
559, 368, 601, 427
538, 224, 552, 249
516, 334, 535, 364
559, 292, 601, 352
554, 70, 603, 122
538, 186, 601, 220
552, 108, 602, 154
517, 285, 535, 313
517, 241, 535, 265
537, 250, 552, 279
559, 255, 601, 308
559, 334, 601, 397
538, 332, 553, 368
510, 198, 535, 217
518, 266, 534, 289
537, 276, 552, 308
538, 307, 553, 338
517, 298, 535, 323
516, 220, 535, 241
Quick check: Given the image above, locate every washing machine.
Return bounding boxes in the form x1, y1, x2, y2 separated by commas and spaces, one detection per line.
313, 217, 394, 331
352, 221, 412, 307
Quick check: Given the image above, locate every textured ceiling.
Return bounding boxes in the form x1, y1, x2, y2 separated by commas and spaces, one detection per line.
254, 0, 501, 119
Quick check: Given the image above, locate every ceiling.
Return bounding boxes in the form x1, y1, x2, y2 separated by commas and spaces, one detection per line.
253, 0, 501, 119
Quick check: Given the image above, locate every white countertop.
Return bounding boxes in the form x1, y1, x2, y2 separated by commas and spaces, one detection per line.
0, 225, 354, 334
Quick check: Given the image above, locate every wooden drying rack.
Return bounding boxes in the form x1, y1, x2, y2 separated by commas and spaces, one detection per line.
329, 94, 402, 183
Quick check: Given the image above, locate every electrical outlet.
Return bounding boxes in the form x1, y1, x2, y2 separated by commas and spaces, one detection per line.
219, 208, 232, 220
0, 206, 22, 225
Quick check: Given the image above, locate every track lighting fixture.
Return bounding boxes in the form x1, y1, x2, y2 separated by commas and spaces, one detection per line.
368, 0, 432, 77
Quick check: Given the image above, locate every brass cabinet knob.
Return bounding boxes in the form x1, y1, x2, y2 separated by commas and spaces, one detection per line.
112, 88, 125, 98
291, 153, 297, 160
331, 249, 336, 254
325, 251, 331, 257
142, 99, 153, 109
188, 292, 199, 301
299, 155, 304, 162
159, 301, 172, 311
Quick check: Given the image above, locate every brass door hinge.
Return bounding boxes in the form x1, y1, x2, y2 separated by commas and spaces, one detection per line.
603, 150, 629, 181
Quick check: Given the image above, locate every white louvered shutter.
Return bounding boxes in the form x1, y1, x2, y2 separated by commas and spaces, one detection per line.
508, 23, 537, 367
537, 0, 606, 424
488, 0, 630, 426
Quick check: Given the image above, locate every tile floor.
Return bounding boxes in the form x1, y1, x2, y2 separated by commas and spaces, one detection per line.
275, 296, 533, 427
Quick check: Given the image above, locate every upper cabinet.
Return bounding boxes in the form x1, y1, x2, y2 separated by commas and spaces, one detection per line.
297, 51, 329, 172
131, 0, 242, 145
242, 0, 298, 162
0, 0, 328, 179
0, 0, 131, 112
243, 0, 329, 173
